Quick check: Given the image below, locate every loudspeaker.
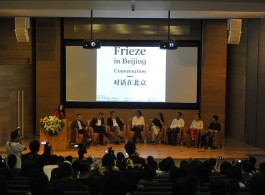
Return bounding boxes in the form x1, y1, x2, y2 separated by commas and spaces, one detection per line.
159, 40, 178, 50
82, 39, 101, 49
227, 19, 242, 44
15, 17, 30, 42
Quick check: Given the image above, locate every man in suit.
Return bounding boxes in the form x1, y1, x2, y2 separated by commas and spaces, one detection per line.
107, 111, 125, 145
70, 113, 91, 146
90, 112, 110, 145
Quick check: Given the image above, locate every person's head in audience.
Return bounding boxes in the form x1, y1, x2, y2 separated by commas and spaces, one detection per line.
242, 159, 255, 174
249, 172, 265, 195
197, 164, 209, 184
57, 155, 64, 166
56, 162, 73, 179
159, 157, 175, 172
47, 155, 59, 165
227, 166, 243, 182
101, 171, 128, 195
224, 178, 240, 193
176, 112, 182, 119
7, 154, 17, 170
78, 160, 90, 178
203, 160, 212, 173
124, 142, 136, 156
116, 152, 125, 169
249, 156, 257, 170
169, 166, 181, 182
29, 140, 40, 154
65, 155, 73, 164
146, 156, 158, 170
220, 161, 232, 175
98, 112, 103, 119
172, 177, 195, 195
209, 180, 226, 195
102, 153, 116, 171
10, 129, 20, 142
259, 161, 265, 172
142, 164, 156, 181
209, 158, 217, 168
29, 170, 49, 195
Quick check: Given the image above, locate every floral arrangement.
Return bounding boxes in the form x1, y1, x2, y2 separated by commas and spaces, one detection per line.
40, 116, 65, 136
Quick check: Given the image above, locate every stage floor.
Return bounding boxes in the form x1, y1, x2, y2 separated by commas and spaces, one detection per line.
1, 136, 265, 164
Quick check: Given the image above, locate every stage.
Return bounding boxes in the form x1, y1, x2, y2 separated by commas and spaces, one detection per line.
1, 136, 265, 165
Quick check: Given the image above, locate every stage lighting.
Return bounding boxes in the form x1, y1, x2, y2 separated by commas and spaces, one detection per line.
82, 39, 101, 49
159, 40, 178, 50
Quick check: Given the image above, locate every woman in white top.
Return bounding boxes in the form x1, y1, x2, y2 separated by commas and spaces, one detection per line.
189, 113, 203, 147
131, 110, 145, 143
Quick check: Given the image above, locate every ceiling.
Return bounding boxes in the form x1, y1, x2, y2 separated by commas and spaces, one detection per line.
0, 0, 265, 18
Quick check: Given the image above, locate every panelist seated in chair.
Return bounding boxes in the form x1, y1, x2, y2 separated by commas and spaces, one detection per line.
90, 112, 110, 146
150, 112, 165, 144
107, 110, 125, 145
131, 110, 145, 143
167, 112, 185, 146
70, 113, 91, 146
201, 115, 221, 149
188, 113, 203, 147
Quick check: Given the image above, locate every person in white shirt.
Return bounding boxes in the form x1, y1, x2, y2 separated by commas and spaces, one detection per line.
188, 113, 203, 147
131, 110, 145, 143
6, 128, 27, 169
43, 154, 59, 181
167, 112, 185, 146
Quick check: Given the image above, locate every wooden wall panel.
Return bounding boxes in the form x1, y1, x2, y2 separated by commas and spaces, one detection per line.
201, 20, 227, 131
36, 18, 61, 134
245, 19, 259, 144
0, 18, 33, 145
256, 19, 265, 148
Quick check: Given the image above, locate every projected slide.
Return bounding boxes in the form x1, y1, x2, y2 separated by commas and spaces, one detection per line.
65, 40, 199, 108
96, 47, 166, 102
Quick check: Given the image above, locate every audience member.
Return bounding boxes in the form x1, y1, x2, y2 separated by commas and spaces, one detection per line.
249, 172, 265, 195
43, 154, 59, 181
116, 152, 125, 170
5, 128, 27, 169
29, 169, 49, 195
146, 155, 158, 170
21, 139, 41, 176
6, 154, 20, 177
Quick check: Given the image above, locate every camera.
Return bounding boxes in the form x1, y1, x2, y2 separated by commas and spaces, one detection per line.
218, 156, 224, 160
41, 141, 47, 145
104, 147, 114, 155
238, 159, 242, 163
74, 144, 79, 148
